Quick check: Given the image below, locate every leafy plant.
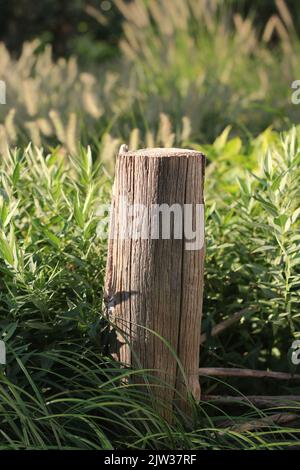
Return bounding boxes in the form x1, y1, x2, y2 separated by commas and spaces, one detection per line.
0, 132, 299, 448
202, 127, 300, 391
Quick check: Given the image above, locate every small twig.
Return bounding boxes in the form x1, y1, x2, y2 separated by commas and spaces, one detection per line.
220, 413, 300, 432
200, 307, 253, 344
199, 367, 300, 381
202, 395, 300, 407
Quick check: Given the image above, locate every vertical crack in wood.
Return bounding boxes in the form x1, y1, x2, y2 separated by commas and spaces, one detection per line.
175, 156, 188, 409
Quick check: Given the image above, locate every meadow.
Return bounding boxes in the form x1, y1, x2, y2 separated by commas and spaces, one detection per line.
0, 0, 300, 449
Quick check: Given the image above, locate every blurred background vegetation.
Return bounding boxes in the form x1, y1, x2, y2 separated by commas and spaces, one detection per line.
1, 0, 300, 152
0, 0, 122, 63
1, 0, 300, 63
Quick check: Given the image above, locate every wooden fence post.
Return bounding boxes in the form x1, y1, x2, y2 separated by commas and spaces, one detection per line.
104, 147, 205, 419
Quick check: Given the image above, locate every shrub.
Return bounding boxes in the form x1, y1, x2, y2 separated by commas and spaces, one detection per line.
202, 127, 300, 391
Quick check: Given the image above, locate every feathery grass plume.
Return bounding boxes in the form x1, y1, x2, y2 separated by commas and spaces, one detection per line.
181, 116, 192, 143
0, 125, 9, 158
99, 133, 120, 169
4, 108, 17, 143
0, 1, 300, 147
128, 128, 140, 150
23, 79, 39, 117
24, 121, 42, 147
146, 130, 155, 148
158, 113, 175, 147
0, 41, 119, 147
82, 90, 103, 119
36, 118, 53, 137
115, 0, 299, 140
66, 113, 78, 154
49, 110, 65, 144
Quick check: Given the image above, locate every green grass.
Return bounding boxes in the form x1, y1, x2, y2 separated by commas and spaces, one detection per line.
2, 344, 300, 450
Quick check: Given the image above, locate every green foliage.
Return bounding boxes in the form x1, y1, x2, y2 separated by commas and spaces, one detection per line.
202, 127, 300, 390
0, 146, 110, 351
0, 131, 299, 448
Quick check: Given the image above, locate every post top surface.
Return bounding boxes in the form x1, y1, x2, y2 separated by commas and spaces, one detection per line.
119, 147, 204, 158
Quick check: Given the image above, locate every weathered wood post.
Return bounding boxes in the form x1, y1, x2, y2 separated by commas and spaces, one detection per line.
104, 147, 205, 419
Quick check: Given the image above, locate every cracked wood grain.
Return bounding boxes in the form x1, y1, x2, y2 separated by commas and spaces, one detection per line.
104, 147, 205, 420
